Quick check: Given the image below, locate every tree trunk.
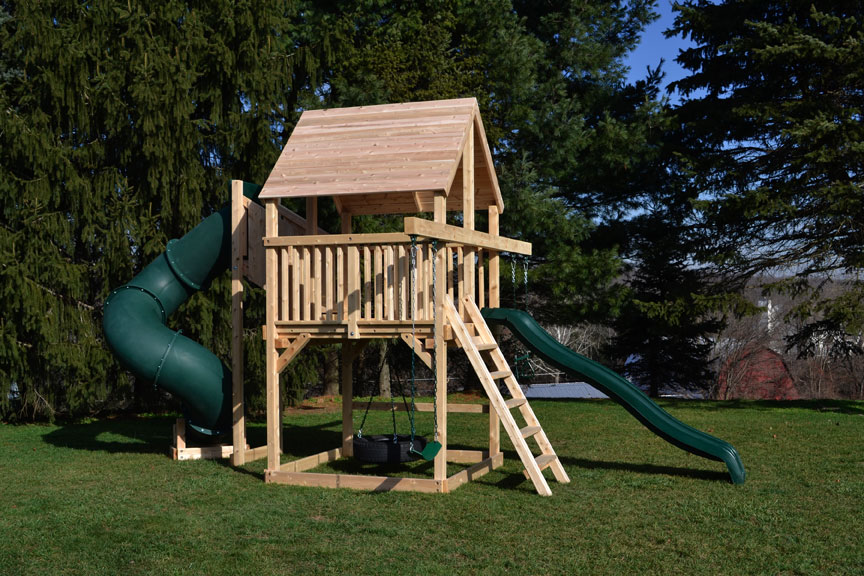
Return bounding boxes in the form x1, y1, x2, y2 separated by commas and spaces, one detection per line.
378, 340, 391, 397
322, 346, 339, 396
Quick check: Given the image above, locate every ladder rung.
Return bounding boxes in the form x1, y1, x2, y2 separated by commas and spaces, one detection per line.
535, 454, 557, 471
473, 340, 497, 351
520, 425, 541, 439
505, 397, 527, 409
489, 370, 512, 380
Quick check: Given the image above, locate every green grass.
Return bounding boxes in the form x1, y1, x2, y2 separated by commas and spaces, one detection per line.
1, 399, 863, 575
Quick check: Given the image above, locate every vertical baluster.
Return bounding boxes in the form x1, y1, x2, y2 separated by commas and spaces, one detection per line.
290, 246, 299, 321
336, 246, 344, 322
301, 247, 310, 321
416, 242, 425, 320
478, 249, 485, 309
457, 246, 465, 314
398, 245, 407, 321
374, 245, 383, 320
280, 248, 290, 322
312, 247, 322, 321
465, 248, 475, 307
363, 246, 372, 320
325, 246, 334, 320
384, 246, 394, 321
425, 243, 434, 319
447, 246, 454, 303
347, 244, 360, 337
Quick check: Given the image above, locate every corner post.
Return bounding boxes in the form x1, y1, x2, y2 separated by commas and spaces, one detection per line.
341, 342, 356, 457
463, 121, 475, 302
265, 198, 281, 474
306, 196, 318, 235
231, 180, 246, 466
487, 205, 501, 457
433, 190, 448, 490
434, 240, 448, 490
488, 206, 500, 307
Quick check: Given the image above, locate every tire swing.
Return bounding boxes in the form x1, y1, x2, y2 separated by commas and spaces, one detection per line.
352, 373, 427, 464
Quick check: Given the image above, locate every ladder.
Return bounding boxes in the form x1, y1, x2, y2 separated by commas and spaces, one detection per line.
445, 297, 570, 496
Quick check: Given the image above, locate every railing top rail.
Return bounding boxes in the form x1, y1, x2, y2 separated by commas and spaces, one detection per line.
262, 218, 531, 255
263, 233, 412, 247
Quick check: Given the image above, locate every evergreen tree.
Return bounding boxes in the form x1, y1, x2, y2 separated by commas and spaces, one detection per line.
669, 0, 864, 354
315, 0, 660, 324
1, 0, 668, 417
0, 1, 323, 419
610, 187, 724, 396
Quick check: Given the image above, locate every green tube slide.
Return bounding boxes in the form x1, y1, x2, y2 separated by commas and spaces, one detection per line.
103, 183, 262, 435
481, 307, 746, 484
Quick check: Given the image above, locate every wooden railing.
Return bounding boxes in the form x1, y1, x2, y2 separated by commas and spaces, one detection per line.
262, 218, 529, 330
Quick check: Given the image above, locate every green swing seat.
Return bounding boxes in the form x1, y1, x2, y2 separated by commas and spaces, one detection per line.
410, 439, 441, 461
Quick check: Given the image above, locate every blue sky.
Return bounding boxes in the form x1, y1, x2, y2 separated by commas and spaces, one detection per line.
624, 1, 694, 102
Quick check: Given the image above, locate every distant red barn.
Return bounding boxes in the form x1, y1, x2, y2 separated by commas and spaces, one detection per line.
717, 346, 800, 400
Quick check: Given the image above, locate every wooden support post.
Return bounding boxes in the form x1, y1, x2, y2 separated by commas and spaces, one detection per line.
434, 242, 448, 490
341, 211, 352, 234
488, 206, 500, 307
175, 417, 186, 451
231, 180, 247, 466
341, 342, 356, 457
487, 205, 500, 456
463, 121, 475, 302
434, 191, 446, 224
265, 199, 281, 472
306, 196, 318, 236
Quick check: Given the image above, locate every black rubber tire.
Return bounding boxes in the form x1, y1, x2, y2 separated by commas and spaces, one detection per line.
352, 434, 427, 464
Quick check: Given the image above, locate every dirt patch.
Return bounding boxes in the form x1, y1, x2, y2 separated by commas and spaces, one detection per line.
283, 395, 343, 415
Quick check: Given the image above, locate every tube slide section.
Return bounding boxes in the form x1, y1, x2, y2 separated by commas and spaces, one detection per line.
481, 308, 746, 484
103, 183, 261, 435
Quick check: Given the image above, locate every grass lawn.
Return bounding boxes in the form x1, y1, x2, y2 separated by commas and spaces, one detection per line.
1, 398, 862, 575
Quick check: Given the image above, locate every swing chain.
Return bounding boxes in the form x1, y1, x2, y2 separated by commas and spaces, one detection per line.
389, 358, 398, 443
357, 387, 376, 438
511, 255, 516, 305
431, 239, 438, 442
408, 235, 418, 451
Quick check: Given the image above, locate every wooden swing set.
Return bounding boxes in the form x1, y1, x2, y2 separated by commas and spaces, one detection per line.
174, 98, 570, 495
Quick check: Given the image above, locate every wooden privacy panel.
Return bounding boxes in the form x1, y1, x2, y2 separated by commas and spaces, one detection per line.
241, 197, 322, 288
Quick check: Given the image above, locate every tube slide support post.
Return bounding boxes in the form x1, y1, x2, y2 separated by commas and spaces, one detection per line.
434, 242, 448, 490
230, 180, 247, 466
341, 341, 356, 458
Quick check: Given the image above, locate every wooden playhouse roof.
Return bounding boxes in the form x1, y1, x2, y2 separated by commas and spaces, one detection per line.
258, 98, 503, 215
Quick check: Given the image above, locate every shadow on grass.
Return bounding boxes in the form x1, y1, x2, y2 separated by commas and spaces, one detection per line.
558, 455, 730, 483
41, 416, 174, 455
281, 420, 342, 457
671, 398, 864, 415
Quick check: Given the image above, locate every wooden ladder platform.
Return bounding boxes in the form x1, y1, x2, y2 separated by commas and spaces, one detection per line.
445, 297, 570, 496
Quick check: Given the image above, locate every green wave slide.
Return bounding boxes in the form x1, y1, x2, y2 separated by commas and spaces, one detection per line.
481, 307, 746, 484
103, 183, 262, 435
